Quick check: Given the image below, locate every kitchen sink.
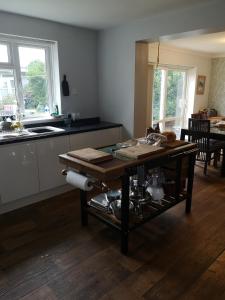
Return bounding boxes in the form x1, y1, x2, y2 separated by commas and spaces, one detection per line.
28, 127, 54, 134
27, 126, 65, 134
0, 126, 65, 141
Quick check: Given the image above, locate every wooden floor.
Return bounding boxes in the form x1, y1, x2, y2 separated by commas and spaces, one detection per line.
0, 165, 225, 300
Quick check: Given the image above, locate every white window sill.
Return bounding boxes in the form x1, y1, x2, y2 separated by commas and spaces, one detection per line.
22, 116, 64, 125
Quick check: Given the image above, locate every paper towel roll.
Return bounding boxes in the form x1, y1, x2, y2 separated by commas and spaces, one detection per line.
66, 170, 94, 191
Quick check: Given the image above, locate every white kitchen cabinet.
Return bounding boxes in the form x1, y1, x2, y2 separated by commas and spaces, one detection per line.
36, 135, 70, 192
0, 126, 122, 211
69, 127, 122, 150
0, 142, 39, 204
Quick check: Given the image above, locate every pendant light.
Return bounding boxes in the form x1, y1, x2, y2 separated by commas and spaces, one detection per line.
156, 41, 160, 69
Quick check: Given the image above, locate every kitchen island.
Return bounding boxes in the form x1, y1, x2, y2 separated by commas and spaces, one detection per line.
59, 142, 198, 254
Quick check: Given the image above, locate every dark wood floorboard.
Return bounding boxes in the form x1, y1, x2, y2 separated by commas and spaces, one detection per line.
0, 165, 225, 300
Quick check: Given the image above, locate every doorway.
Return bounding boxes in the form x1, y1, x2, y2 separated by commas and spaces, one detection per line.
152, 66, 187, 135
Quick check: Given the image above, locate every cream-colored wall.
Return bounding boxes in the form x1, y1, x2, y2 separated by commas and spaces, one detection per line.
134, 42, 149, 138
148, 44, 212, 113
208, 57, 225, 115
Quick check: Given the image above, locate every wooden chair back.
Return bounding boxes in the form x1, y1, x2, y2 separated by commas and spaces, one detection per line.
191, 112, 208, 119
188, 118, 210, 132
188, 119, 210, 154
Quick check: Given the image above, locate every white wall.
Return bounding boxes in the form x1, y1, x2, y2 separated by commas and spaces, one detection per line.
98, 0, 225, 138
148, 44, 212, 113
0, 11, 98, 118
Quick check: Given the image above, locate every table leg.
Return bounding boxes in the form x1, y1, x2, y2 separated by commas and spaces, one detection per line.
186, 153, 196, 213
180, 129, 185, 141
221, 148, 225, 177
121, 172, 130, 255
175, 158, 182, 202
80, 189, 88, 226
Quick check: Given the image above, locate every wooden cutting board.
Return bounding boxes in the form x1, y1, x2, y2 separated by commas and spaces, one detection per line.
67, 148, 113, 163
115, 144, 164, 159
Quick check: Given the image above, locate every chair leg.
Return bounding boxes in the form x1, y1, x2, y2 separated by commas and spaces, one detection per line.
204, 161, 208, 175
214, 151, 219, 168
204, 153, 210, 175
218, 149, 221, 162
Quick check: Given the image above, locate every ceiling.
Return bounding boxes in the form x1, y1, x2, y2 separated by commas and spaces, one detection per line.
162, 31, 225, 56
0, 0, 210, 30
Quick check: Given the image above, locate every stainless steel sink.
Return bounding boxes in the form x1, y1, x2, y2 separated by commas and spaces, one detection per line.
28, 128, 54, 134
0, 126, 65, 141
27, 126, 65, 134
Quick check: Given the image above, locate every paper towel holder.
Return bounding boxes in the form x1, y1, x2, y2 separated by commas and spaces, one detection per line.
61, 169, 109, 192
62, 169, 68, 176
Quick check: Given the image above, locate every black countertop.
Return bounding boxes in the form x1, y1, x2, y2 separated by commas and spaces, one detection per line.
0, 119, 122, 146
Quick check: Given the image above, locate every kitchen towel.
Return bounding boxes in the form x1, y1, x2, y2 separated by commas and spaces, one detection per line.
66, 170, 94, 191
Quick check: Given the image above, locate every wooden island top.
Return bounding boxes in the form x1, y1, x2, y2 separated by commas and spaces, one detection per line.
59, 141, 197, 180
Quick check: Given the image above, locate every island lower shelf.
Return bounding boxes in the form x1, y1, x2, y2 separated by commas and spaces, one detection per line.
87, 193, 186, 232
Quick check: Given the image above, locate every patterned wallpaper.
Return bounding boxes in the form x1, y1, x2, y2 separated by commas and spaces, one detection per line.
208, 57, 225, 115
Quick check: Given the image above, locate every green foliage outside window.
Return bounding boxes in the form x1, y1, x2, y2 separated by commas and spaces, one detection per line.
24, 60, 48, 112
152, 69, 161, 121
166, 70, 183, 118
152, 68, 184, 122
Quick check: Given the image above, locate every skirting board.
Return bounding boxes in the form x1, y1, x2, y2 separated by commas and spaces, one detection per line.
0, 184, 74, 215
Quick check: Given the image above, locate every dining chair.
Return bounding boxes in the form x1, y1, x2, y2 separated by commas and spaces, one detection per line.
187, 118, 222, 175
191, 112, 208, 119
189, 118, 225, 161
188, 118, 210, 132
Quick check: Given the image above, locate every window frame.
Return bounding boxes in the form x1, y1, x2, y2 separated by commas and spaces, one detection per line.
0, 34, 60, 121
152, 65, 188, 131
0, 42, 11, 65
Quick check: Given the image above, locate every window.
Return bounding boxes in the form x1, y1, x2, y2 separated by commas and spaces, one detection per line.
152, 66, 187, 135
0, 35, 60, 120
0, 44, 9, 63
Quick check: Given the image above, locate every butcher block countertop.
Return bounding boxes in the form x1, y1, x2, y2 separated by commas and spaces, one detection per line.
59, 142, 197, 181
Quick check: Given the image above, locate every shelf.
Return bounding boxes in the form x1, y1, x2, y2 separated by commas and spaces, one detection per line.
87, 205, 121, 231
129, 194, 186, 230
87, 193, 186, 232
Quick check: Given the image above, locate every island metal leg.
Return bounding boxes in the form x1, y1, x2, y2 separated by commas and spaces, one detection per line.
80, 189, 88, 226
186, 153, 196, 213
121, 172, 130, 255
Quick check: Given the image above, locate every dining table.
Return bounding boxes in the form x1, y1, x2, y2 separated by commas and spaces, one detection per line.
180, 126, 225, 176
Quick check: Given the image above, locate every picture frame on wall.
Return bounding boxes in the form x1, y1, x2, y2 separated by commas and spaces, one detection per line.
196, 75, 206, 95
